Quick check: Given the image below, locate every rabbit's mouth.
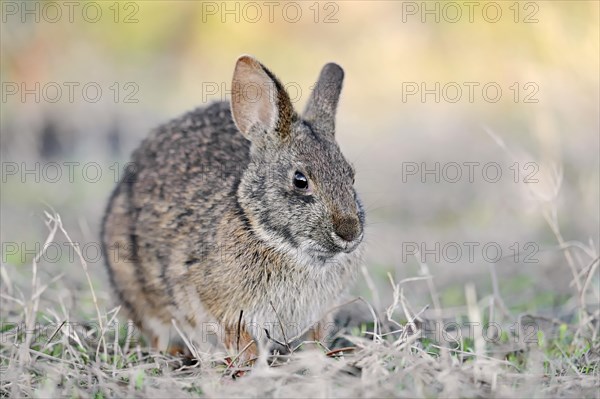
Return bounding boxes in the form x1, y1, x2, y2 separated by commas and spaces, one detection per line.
329, 230, 364, 254
301, 232, 363, 258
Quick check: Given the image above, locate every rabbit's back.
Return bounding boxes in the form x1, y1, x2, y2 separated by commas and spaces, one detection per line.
132, 101, 249, 203
102, 101, 250, 330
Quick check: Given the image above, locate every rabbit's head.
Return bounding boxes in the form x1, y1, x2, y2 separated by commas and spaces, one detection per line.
230, 55, 364, 261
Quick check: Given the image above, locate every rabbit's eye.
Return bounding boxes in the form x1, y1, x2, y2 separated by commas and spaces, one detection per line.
293, 171, 309, 190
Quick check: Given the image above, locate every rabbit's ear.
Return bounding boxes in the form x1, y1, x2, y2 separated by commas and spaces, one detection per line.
303, 63, 344, 137
231, 55, 294, 142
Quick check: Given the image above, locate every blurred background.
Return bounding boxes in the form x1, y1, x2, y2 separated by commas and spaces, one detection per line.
1, 1, 598, 318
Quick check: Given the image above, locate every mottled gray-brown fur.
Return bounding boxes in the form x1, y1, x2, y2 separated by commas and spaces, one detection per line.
101, 55, 365, 357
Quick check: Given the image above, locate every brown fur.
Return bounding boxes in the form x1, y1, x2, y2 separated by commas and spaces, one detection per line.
101, 55, 365, 358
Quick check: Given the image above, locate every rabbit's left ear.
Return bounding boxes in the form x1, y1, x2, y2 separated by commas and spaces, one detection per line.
231, 55, 294, 143
303, 63, 344, 137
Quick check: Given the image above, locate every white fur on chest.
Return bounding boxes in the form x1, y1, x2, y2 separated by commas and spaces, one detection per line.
244, 247, 360, 343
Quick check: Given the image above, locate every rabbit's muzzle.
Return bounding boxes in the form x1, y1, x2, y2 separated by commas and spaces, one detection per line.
331, 213, 363, 253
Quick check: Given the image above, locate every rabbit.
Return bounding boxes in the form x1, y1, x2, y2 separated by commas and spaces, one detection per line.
100, 55, 366, 360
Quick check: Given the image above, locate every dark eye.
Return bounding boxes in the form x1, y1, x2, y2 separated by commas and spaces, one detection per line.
293, 171, 309, 190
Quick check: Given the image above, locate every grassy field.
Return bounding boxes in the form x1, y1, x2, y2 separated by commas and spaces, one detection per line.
1, 196, 597, 397
1, 1, 599, 397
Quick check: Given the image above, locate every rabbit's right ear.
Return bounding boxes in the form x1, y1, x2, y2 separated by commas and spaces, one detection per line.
231, 55, 294, 143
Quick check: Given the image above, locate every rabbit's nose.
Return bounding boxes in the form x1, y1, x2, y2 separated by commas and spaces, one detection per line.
332, 214, 361, 242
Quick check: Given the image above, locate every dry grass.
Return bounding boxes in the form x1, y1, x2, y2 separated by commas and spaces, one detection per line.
1, 2, 597, 397
1, 134, 598, 398
1, 199, 598, 398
